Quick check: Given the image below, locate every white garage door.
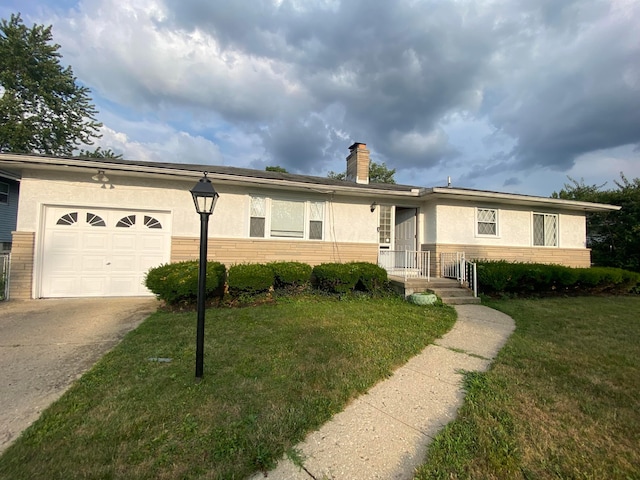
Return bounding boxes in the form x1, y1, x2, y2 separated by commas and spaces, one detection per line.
40, 206, 171, 297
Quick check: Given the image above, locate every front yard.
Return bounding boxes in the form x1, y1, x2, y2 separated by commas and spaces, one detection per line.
0, 294, 455, 479
416, 296, 640, 479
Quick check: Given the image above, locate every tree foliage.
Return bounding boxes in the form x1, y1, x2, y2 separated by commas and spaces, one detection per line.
552, 174, 640, 272
76, 147, 122, 159
327, 161, 396, 184
265, 165, 288, 173
0, 13, 101, 155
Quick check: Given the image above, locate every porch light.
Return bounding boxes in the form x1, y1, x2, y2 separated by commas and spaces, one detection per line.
190, 172, 219, 381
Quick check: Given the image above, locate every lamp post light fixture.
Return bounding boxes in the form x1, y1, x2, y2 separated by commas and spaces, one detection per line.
190, 172, 219, 380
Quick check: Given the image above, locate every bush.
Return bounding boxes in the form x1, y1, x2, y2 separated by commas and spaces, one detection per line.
312, 263, 360, 294
476, 260, 640, 296
312, 262, 388, 294
145, 261, 226, 305
227, 263, 275, 296
268, 261, 312, 289
351, 262, 388, 292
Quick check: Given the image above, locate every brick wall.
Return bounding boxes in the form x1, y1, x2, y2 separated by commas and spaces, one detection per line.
8, 231, 35, 300
171, 237, 378, 266
421, 243, 591, 277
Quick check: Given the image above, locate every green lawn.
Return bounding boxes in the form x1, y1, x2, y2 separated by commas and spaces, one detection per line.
0, 294, 455, 480
415, 296, 640, 480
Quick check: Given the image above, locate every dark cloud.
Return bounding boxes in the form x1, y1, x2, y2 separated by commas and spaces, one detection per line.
20, 0, 640, 195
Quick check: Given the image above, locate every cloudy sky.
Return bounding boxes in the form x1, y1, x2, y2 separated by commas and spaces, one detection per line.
3, 0, 640, 196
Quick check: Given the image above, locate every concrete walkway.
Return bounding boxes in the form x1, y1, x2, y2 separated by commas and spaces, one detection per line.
250, 304, 515, 480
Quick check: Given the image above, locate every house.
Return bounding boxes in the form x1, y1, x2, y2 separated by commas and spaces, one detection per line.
0, 171, 20, 253
0, 143, 620, 300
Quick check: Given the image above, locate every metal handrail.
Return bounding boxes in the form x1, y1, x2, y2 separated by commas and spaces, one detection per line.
378, 250, 431, 281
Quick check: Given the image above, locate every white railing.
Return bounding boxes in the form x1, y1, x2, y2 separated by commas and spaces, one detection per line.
1, 253, 9, 301
441, 252, 464, 281
378, 250, 430, 281
441, 252, 478, 297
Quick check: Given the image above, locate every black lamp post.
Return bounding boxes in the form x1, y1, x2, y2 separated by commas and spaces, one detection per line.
190, 173, 219, 380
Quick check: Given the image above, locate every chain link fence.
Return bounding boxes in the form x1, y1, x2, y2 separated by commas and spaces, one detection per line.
1, 254, 9, 301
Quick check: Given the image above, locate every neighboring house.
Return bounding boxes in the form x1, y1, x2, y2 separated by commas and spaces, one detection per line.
0, 144, 620, 300
0, 171, 20, 253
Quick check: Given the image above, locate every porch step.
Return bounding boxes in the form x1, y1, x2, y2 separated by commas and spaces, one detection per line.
388, 276, 480, 305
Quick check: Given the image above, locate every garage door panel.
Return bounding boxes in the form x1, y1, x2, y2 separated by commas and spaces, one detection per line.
48, 231, 80, 250
41, 207, 171, 297
83, 233, 109, 250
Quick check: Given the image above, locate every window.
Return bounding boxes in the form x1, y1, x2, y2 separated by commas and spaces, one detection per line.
477, 208, 498, 236
117, 215, 136, 228
144, 216, 162, 229
249, 196, 324, 240
56, 212, 78, 225
250, 196, 266, 237
86, 212, 106, 227
533, 213, 558, 246
0, 182, 8, 205
379, 205, 392, 244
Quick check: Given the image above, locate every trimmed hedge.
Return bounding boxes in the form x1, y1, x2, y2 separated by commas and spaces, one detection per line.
227, 263, 275, 296
145, 260, 226, 305
476, 260, 640, 296
268, 261, 312, 289
312, 262, 388, 294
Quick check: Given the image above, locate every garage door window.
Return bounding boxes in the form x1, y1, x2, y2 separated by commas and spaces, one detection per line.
56, 212, 78, 225
86, 212, 106, 227
117, 215, 136, 227
144, 216, 163, 229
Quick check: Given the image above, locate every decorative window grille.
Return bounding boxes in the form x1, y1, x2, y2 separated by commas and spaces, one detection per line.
250, 196, 266, 237
533, 213, 558, 246
116, 215, 136, 228
379, 205, 392, 244
477, 208, 498, 236
144, 216, 162, 229
309, 201, 324, 240
56, 212, 78, 225
86, 213, 106, 227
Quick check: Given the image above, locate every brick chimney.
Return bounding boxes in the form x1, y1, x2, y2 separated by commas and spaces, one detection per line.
346, 142, 370, 184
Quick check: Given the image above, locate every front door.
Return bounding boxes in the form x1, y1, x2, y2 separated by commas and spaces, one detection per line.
395, 207, 416, 251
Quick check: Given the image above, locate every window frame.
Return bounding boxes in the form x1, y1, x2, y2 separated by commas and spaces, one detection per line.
248, 195, 325, 241
0, 181, 8, 205
475, 207, 499, 237
532, 212, 558, 247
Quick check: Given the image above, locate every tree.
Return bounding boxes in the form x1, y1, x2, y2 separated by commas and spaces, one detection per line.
76, 146, 122, 159
0, 13, 101, 155
265, 165, 288, 173
328, 161, 396, 184
552, 174, 640, 272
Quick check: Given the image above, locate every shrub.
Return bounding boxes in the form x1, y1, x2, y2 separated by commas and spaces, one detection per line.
476, 260, 640, 296
227, 263, 274, 296
351, 262, 388, 292
312, 263, 360, 294
145, 261, 226, 305
312, 262, 388, 294
268, 261, 312, 289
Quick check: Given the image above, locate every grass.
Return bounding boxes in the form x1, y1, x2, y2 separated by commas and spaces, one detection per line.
415, 296, 640, 480
0, 294, 455, 480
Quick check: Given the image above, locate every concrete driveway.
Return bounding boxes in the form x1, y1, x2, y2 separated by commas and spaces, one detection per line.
0, 297, 158, 454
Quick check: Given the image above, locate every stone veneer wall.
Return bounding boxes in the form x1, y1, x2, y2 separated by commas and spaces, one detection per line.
171, 237, 379, 266
421, 243, 592, 278
8, 231, 35, 300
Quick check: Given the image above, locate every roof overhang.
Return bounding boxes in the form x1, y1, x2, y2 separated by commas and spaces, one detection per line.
0, 153, 423, 200
425, 187, 620, 212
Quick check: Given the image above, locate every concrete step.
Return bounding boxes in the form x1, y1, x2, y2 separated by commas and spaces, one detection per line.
441, 296, 482, 305
430, 287, 474, 297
